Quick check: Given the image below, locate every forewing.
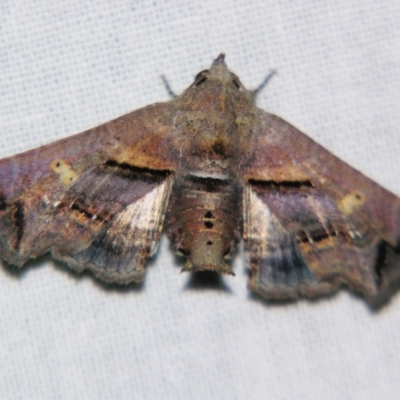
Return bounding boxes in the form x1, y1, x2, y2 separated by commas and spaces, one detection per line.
0, 103, 177, 283
243, 110, 400, 305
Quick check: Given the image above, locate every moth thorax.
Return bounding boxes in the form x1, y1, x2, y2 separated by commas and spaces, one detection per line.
166, 175, 241, 275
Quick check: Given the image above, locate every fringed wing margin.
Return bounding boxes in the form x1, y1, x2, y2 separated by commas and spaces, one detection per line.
243, 111, 400, 307
0, 103, 177, 283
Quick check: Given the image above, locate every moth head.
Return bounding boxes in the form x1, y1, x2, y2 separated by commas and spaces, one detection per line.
189, 53, 245, 91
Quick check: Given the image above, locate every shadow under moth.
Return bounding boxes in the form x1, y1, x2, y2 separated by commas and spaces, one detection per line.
0, 53, 399, 307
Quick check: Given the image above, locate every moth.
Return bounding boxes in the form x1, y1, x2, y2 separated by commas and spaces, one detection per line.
0, 54, 399, 307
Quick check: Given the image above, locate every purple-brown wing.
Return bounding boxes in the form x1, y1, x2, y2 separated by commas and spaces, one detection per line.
0, 103, 177, 283
243, 110, 400, 306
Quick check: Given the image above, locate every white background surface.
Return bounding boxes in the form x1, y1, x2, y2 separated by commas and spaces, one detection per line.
1, 1, 400, 399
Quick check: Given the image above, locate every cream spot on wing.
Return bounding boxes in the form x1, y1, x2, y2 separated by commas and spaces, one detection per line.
338, 191, 366, 215
50, 159, 78, 185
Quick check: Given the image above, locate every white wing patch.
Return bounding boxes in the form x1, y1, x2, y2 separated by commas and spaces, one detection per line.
110, 176, 174, 256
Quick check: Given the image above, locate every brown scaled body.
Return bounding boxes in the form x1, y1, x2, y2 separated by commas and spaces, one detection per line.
0, 54, 400, 307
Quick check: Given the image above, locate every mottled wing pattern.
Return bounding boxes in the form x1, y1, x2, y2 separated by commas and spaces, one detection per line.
0, 103, 177, 283
243, 110, 400, 305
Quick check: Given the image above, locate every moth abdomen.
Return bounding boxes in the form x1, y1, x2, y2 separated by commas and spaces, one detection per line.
166, 175, 241, 275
